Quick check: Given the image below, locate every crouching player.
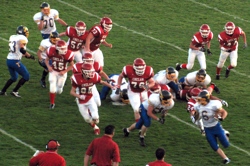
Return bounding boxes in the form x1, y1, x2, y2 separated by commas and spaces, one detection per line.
123, 90, 174, 146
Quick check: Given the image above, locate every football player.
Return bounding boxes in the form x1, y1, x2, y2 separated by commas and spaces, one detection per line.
72, 52, 112, 107
153, 67, 180, 98
45, 40, 74, 109
59, 21, 88, 63
176, 24, 213, 71
37, 32, 60, 88
216, 22, 247, 79
33, 2, 68, 39
193, 90, 231, 164
99, 74, 129, 105
123, 90, 175, 146
70, 63, 115, 135
178, 69, 212, 90
83, 17, 113, 67
0, 25, 35, 97
116, 58, 155, 122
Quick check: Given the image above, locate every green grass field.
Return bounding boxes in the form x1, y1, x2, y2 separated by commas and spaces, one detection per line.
0, 0, 250, 165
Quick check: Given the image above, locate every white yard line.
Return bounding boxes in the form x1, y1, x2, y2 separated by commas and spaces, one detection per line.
0, 0, 249, 157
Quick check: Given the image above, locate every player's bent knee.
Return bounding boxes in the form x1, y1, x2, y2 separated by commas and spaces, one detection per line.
84, 118, 92, 123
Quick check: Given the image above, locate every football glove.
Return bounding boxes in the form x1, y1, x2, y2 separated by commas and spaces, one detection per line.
207, 49, 212, 55
243, 43, 247, 49
41, 14, 45, 21
221, 100, 228, 107
26, 55, 35, 60
115, 88, 121, 95
199, 47, 206, 52
158, 117, 165, 124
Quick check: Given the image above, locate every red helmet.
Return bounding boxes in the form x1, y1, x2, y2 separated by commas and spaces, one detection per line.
75, 21, 86, 36
133, 58, 146, 76
56, 40, 67, 55
199, 24, 210, 38
186, 87, 202, 100
224, 22, 235, 35
81, 63, 94, 78
82, 53, 94, 64
149, 83, 161, 94
100, 17, 112, 32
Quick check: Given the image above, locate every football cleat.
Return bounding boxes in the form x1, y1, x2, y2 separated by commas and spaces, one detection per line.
210, 82, 220, 94
94, 129, 100, 135
223, 158, 231, 164
225, 69, 230, 78
216, 74, 220, 80
40, 80, 46, 88
0, 91, 7, 96
123, 128, 129, 137
11, 91, 21, 98
175, 63, 181, 71
139, 137, 146, 146
50, 104, 55, 109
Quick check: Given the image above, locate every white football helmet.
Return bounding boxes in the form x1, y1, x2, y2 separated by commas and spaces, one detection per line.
224, 22, 235, 35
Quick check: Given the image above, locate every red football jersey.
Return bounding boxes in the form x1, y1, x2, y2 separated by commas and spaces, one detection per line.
187, 98, 196, 113
122, 65, 154, 93
72, 62, 102, 74
218, 27, 243, 51
191, 31, 213, 48
89, 25, 109, 51
71, 73, 101, 104
65, 26, 88, 51
46, 46, 74, 72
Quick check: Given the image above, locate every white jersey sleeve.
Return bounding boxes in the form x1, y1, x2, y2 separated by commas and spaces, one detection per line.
7, 35, 28, 60
109, 74, 128, 101
39, 39, 53, 59
154, 70, 168, 84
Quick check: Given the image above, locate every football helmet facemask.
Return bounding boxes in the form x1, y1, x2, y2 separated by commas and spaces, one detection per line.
56, 40, 67, 55
199, 24, 210, 38
81, 63, 94, 78
196, 69, 206, 82
159, 90, 172, 106
75, 21, 86, 36
16, 25, 29, 38
133, 58, 146, 76
166, 67, 177, 81
40, 2, 50, 15
100, 17, 113, 32
224, 22, 235, 35
82, 53, 94, 64
49, 32, 59, 44
197, 90, 210, 105
120, 89, 129, 104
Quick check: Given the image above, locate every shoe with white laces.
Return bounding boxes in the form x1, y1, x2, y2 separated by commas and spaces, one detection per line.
0, 91, 7, 96
50, 104, 55, 109
175, 63, 181, 71
11, 91, 21, 98
223, 158, 231, 164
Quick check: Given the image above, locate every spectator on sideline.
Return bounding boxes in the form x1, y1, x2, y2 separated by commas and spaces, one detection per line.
33, 2, 68, 39
29, 139, 66, 166
84, 125, 121, 166
146, 147, 172, 166
0, 25, 35, 97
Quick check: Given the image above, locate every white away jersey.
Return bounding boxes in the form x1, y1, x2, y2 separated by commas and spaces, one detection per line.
154, 69, 179, 84
142, 93, 174, 113
33, 9, 59, 34
194, 100, 222, 128
185, 70, 211, 87
39, 38, 53, 59
7, 35, 28, 60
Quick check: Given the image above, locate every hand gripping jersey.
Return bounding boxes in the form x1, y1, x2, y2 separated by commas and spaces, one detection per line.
46, 46, 74, 72
122, 65, 154, 93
